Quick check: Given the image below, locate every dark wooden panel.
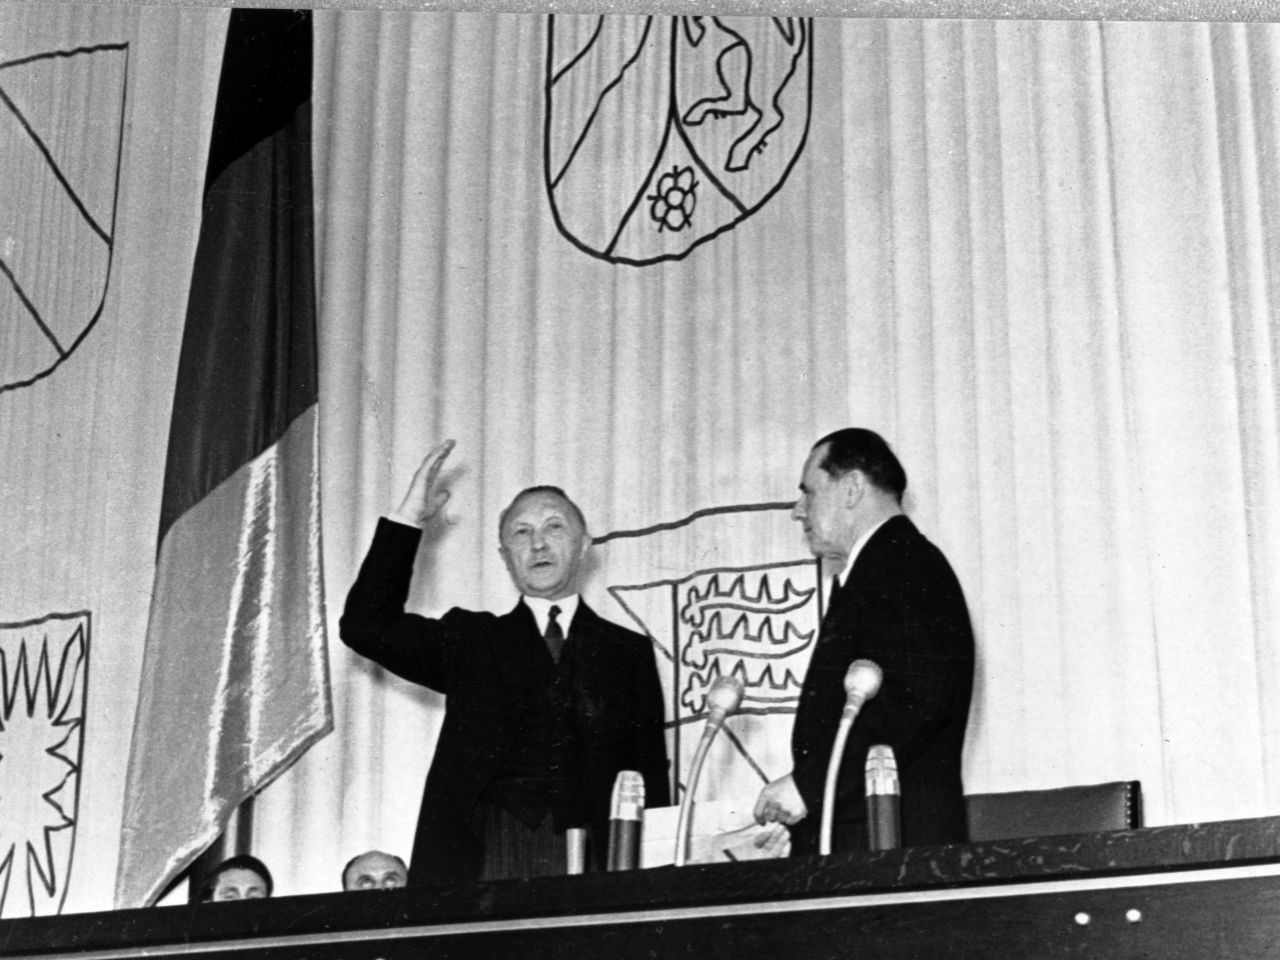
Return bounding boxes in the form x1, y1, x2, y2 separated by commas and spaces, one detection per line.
15, 869, 1280, 960
4, 815, 1280, 959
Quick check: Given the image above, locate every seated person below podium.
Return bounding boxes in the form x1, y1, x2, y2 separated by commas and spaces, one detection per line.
199, 855, 273, 902
342, 851, 408, 891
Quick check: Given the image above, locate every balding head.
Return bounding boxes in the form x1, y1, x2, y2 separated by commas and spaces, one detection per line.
342, 850, 408, 891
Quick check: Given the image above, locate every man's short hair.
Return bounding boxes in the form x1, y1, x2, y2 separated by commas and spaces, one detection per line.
497, 485, 588, 539
342, 850, 408, 889
814, 428, 907, 503
198, 854, 274, 901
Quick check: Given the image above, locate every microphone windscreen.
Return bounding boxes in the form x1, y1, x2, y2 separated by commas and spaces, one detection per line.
611, 770, 645, 821
705, 674, 746, 719
844, 659, 883, 702
864, 744, 899, 794
608, 771, 644, 871
865, 745, 900, 851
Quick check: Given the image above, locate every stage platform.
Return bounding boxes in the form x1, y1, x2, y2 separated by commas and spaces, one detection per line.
6, 815, 1280, 959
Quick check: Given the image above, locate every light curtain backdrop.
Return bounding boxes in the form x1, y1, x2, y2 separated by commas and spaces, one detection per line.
5, 6, 1280, 913
251, 12, 1280, 896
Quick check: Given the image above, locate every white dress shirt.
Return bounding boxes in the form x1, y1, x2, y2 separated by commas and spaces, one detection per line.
523, 593, 580, 636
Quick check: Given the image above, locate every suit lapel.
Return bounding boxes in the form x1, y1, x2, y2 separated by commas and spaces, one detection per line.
820, 573, 853, 638
820, 516, 914, 639
494, 598, 610, 695
562, 599, 600, 668
568, 599, 598, 639
494, 601, 540, 706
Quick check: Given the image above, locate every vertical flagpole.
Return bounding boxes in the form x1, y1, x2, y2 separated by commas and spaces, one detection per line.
186, 800, 255, 903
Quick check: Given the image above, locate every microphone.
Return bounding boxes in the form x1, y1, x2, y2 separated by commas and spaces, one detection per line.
842, 659, 883, 721
703, 673, 746, 734
820, 659, 883, 855
607, 771, 645, 871
864, 745, 901, 851
674, 674, 746, 866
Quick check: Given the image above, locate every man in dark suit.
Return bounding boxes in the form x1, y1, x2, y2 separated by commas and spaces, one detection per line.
341, 440, 670, 884
753, 428, 974, 854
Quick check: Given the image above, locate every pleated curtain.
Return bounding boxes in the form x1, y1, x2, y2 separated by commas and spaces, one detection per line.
250, 13, 1280, 896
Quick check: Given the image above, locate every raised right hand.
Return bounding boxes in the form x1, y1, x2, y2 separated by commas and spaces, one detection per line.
394, 439, 456, 525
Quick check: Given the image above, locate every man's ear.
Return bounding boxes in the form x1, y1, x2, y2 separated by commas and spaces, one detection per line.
842, 469, 866, 507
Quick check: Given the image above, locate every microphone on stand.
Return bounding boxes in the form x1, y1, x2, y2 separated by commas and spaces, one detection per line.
607, 770, 645, 871
865, 745, 900, 851
840, 659, 883, 722
703, 674, 745, 735
819, 659, 883, 856
674, 674, 745, 866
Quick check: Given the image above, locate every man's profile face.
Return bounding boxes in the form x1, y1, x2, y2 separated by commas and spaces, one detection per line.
499, 490, 589, 600
344, 851, 408, 891
792, 443, 856, 561
209, 867, 268, 901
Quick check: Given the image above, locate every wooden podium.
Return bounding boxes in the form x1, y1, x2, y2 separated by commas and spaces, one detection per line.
7, 816, 1280, 959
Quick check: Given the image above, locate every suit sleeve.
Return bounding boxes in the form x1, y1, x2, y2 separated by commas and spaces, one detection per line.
338, 516, 460, 692
792, 546, 973, 810
632, 640, 671, 807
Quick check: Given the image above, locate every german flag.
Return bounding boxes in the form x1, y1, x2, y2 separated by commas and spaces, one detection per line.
115, 9, 331, 908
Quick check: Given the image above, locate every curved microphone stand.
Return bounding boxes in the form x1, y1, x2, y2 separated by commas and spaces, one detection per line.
819, 659, 882, 856
674, 675, 745, 866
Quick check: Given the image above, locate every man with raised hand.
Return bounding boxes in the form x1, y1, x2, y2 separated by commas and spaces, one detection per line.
341, 440, 669, 884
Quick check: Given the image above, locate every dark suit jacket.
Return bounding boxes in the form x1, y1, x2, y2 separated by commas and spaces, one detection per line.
339, 518, 670, 884
790, 514, 974, 853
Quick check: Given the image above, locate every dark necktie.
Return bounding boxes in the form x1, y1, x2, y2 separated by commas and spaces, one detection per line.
825, 575, 843, 620
545, 605, 565, 663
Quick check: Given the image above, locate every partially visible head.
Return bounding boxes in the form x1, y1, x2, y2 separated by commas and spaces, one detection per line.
342, 850, 408, 891
199, 855, 273, 902
813, 429, 907, 500
498, 486, 591, 600
792, 429, 906, 559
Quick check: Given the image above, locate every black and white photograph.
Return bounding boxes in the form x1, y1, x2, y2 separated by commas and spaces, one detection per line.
2, 1, 1280, 956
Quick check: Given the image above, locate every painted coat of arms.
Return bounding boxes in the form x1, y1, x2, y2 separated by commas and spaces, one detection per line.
0, 44, 127, 393
595, 505, 823, 807
0, 612, 89, 918
545, 15, 813, 265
